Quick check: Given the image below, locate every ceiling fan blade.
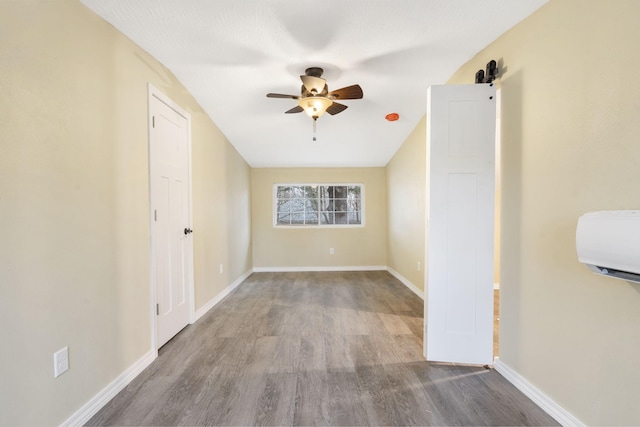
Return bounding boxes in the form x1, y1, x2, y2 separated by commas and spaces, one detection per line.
267, 93, 299, 99
300, 75, 326, 95
326, 102, 348, 115
328, 84, 363, 100
285, 105, 304, 114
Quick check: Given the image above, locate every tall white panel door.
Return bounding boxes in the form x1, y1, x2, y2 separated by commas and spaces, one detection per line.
425, 84, 496, 365
149, 90, 192, 348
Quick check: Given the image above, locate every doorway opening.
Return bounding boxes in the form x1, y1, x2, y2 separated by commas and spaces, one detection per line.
493, 87, 501, 359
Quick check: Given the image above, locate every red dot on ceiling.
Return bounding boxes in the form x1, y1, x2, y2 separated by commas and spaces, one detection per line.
385, 113, 400, 121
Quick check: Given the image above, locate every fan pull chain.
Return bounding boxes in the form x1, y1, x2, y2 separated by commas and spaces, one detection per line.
313, 118, 317, 142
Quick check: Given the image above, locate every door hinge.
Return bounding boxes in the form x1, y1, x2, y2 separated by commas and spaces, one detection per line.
154, 209, 157, 222
152, 116, 155, 128
156, 303, 159, 315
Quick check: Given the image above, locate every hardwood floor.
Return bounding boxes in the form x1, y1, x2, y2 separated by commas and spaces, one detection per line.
87, 271, 557, 426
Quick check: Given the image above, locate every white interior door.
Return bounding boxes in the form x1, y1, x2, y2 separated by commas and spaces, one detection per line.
149, 88, 193, 348
424, 83, 496, 365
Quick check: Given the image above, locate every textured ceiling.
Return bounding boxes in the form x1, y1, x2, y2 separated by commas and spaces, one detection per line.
81, 0, 548, 167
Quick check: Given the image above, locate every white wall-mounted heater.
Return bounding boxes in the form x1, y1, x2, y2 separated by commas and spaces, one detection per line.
576, 210, 640, 283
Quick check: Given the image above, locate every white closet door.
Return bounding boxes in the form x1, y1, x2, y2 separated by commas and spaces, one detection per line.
425, 84, 496, 365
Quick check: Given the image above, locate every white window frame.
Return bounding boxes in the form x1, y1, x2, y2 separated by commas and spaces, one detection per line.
273, 183, 365, 228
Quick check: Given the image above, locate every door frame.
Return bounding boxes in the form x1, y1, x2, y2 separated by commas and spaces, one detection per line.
147, 83, 195, 353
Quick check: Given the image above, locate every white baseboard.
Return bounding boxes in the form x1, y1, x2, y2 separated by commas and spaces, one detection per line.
387, 267, 424, 299
493, 358, 584, 427
192, 269, 253, 322
252, 265, 387, 272
61, 350, 156, 427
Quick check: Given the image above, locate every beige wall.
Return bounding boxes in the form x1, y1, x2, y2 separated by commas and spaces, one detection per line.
385, 117, 426, 292
192, 108, 252, 308
251, 168, 387, 269
448, 0, 640, 424
0, 1, 251, 425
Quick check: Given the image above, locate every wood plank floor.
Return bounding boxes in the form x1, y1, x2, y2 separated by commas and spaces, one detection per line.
87, 271, 558, 426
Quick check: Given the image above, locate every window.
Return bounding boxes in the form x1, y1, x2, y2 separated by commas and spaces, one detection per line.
275, 184, 363, 227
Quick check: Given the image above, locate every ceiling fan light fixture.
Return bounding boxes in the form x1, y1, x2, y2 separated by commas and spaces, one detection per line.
298, 96, 332, 119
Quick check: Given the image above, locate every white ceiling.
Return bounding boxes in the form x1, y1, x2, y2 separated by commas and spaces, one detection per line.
81, 0, 548, 168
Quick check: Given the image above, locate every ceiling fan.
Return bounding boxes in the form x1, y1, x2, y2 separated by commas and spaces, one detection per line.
266, 67, 363, 140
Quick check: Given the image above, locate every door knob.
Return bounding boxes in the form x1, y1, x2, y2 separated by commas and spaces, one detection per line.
184, 228, 193, 235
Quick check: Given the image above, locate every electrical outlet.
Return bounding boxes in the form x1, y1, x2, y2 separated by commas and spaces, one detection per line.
219, 264, 223, 274
54, 347, 69, 378
329, 248, 334, 255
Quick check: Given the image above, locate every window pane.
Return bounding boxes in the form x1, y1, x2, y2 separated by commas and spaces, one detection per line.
319, 186, 331, 211
290, 198, 306, 211
276, 198, 290, 224
304, 185, 318, 199
335, 212, 348, 224
347, 185, 362, 225
305, 211, 318, 224
277, 186, 293, 199
334, 186, 347, 198
276, 199, 290, 210
289, 186, 303, 200
291, 211, 305, 224
348, 211, 361, 224
303, 198, 316, 211
348, 186, 361, 207
277, 211, 291, 224
319, 212, 334, 224
334, 199, 347, 212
